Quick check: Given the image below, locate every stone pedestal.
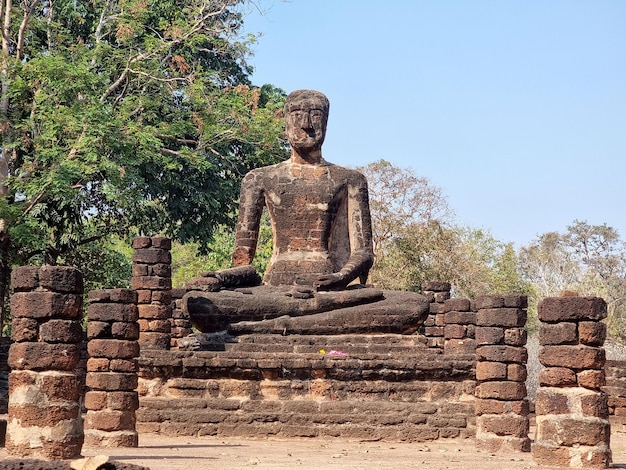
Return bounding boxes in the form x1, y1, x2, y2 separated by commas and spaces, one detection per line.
137, 334, 476, 440
6, 266, 84, 459
85, 288, 139, 447
532, 296, 611, 468
475, 294, 530, 453
132, 237, 172, 350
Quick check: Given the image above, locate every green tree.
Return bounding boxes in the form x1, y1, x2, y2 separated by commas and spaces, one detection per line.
384, 224, 530, 298
357, 159, 453, 257
519, 220, 626, 337
358, 160, 529, 299
0, 0, 288, 329
171, 210, 273, 287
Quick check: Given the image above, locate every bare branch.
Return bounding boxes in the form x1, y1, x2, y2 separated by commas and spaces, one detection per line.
127, 68, 191, 84
16, 0, 35, 60
22, 184, 49, 216
160, 148, 183, 157
101, 67, 130, 102
46, 0, 54, 52
95, 0, 116, 43
1, 0, 11, 54
0, 1, 4, 52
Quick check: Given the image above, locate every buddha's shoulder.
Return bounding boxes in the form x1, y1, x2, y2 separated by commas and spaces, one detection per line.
326, 163, 367, 183
242, 162, 288, 180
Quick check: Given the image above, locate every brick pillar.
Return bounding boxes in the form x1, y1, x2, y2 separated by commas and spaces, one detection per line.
170, 288, 194, 349
6, 266, 84, 459
132, 236, 172, 350
475, 294, 530, 453
85, 288, 139, 447
533, 296, 611, 468
443, 298, 476, 355
420, 281, 450, 349
0, 337, 9, 446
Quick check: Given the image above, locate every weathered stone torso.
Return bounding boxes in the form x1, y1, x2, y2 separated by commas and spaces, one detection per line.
238, 161, 367, 286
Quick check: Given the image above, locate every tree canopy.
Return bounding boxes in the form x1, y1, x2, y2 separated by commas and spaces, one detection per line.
0, 0, 288, 266
357, 160, 530, 299
519, 220, 626, 336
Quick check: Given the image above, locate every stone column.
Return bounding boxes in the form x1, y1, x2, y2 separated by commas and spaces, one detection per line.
132, 236, 172, 350
420, 281, 450, 349
6, 266, 84, 459
0, 338, 9, 414
85, 288, 139, 447
475, 295, 530, 453
443, 298, 476, 355
170, 287, 194, 349
533, 296, 611, 468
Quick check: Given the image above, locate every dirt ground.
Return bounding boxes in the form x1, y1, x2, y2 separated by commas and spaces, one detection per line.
5, 428, 615, 470
2, 425, 626, 469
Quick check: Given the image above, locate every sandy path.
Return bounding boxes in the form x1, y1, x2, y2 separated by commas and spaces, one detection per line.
72, 430, 626, 470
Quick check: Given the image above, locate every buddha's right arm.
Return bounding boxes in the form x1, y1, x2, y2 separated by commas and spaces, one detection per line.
232, 172, 265, 267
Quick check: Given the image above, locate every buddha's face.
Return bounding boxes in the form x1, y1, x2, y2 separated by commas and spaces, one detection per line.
285, 97, 328, 155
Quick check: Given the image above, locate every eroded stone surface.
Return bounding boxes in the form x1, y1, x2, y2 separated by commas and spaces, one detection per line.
183, 90, 428, 335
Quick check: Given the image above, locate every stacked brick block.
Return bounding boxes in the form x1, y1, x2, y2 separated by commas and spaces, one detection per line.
443, 298, 476, 355
170, 288, 194, 348
533, 296, 611, 468
475, 295, 530, 453
0, 337, 9, 412
132, 236, 172, 350
6, 266, 84, 459
0, 337, 10, 445
85, 288, 140, 447
420, 281, 450, 349
604, 360, 626, 432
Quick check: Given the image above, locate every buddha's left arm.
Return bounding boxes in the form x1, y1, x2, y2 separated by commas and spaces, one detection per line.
340, 173, 375, 282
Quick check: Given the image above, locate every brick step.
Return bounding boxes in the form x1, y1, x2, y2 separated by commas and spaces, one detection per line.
186, 333, 430, 353
136, 398, 473, 441
222, 332, 434, 356
139, 397, 472, 415
225, 342, 434, 356
142, 375, 476, 402
139, 350, 475, 382
236, 333, 428, 347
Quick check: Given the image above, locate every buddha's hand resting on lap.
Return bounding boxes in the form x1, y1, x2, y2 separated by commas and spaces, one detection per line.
314, 272, 347, 290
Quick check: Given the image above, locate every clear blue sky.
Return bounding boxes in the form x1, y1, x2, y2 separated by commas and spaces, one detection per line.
242, 1, 625, 247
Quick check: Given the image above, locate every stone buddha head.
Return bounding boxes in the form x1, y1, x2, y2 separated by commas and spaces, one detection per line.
284, 90, 330, 160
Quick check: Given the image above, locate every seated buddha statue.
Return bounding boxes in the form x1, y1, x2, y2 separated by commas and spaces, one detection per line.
183, 90, 429, 336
